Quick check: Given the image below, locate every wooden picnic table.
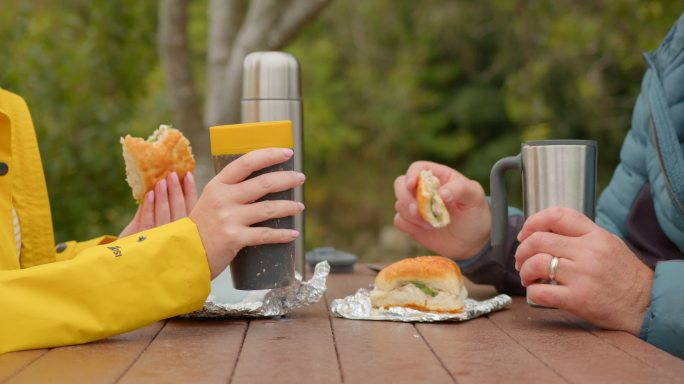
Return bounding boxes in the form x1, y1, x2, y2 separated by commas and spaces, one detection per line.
1, 264, 682, 384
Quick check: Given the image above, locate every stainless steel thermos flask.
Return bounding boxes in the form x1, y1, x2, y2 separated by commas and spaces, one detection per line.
241, 51, 305, 278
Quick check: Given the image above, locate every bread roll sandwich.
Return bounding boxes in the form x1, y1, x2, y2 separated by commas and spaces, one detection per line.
121, 124, 195, 201
370, 256, 467, 313
417, 170, 451, 228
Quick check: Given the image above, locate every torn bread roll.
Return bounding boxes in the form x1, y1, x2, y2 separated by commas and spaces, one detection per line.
121, 124, 195, 201
417, 170, 451, 228
370, 256, 467, 313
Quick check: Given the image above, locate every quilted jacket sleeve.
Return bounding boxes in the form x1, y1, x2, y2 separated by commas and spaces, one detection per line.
595, 73, 652, 238
639, 260, 684, 359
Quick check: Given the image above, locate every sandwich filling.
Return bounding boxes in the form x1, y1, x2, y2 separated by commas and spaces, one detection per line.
418, 170, 451, 227
430, 190, 445, 222
370, 280, 466, 313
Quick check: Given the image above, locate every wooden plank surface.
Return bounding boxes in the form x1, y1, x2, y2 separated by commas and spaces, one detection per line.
231, 301, 341, 384
4, 322, 163, 384
559, 312, 684, 383
331, 266, 566, 383
1, 265, 682, 384
118, 319, 248, 384
326, 267, 456, 384
0, 349, 47, 382
416, 317, 566, 384
487, 300, 679, 384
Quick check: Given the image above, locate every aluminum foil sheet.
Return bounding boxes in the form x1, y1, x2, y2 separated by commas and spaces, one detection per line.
331, 287, 511, 322
184, 261, 330, 318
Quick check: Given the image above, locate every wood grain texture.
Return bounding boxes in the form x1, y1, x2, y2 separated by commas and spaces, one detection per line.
231, 301, 340, 384
488, 300, 678, 384
417, 318, 567, 384
4, 322, 163, 384
118, 319, 247, 384
1, 265, 682, 384
327, 265, 455, 383
0, 349, 47, 382
560, 312, 684, 383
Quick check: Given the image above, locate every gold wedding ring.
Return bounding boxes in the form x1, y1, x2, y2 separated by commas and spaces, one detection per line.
548, 256, 559, 282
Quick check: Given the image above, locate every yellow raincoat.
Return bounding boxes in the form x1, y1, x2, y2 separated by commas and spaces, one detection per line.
0, 88, 211, 354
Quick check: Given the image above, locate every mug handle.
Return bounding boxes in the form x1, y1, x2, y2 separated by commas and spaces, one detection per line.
489, 154, 521, 247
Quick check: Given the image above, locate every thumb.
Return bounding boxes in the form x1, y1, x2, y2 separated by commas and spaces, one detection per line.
439, 178, 485, 210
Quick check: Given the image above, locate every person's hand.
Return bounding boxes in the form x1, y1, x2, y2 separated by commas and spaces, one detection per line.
393, 161, 491, 260
515, 207, 653, 335
189, 148, 305, 279
119, 171, 197, 238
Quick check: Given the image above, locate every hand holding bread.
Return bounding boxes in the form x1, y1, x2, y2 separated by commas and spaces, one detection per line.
393, 161, 491, 260
119, 171, 197, 238
417, 170, 451, 227
119, 127, 304, 279
121, 125, 195, 202
119, 125, 198, 238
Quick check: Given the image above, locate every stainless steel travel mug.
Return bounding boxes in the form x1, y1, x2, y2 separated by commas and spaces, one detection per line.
490, 140, 598, 306
241, 51, 305, 278
210, 121, 296, 290
490, 140, 598, 245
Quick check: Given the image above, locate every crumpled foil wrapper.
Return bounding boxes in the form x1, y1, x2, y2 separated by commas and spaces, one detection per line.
184, 261, 330, 318
331, 287, 511, 322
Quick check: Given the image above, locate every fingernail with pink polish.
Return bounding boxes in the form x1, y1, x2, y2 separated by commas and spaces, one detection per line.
147, 190, 155, 203
170, 172, 179, 184
291, 230, 300, 238
283, 148, 294, 158
297, 202, 305, 211
185, 172, 194, 185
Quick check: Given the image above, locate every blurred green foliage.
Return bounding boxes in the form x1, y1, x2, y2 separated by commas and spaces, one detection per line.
0, 1, 680, 260
289, 0, 681, 259
0, 1, 164, 241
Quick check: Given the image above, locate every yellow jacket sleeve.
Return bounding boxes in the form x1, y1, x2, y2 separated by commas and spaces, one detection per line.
54, 235, 117, 262
0, 218, 211, 354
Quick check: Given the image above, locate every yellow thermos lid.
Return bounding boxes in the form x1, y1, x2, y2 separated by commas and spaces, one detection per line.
210, 121, 294, 155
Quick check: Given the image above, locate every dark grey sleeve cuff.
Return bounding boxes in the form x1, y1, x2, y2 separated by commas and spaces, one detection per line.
456, 215, 526, 296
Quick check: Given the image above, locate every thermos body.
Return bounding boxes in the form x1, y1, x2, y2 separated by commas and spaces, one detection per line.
241, 52, 305, 278
521, 141, 597, 220
489, 139, 598, 308
210, 121, 296, 290
490, 140, 597, 247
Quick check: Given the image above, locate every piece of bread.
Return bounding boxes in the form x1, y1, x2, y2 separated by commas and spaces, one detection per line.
370, 256, 467, 313
416, 170, 451, 228
121, 125, 195, 201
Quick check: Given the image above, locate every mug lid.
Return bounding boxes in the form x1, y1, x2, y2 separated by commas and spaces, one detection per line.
525, 139, 597, 147
210, 121, 293, 155
305, 247, 357, 273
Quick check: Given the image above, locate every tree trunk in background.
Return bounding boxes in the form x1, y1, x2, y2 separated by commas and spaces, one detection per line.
158, 0, 332, 188
158, 0, 212, 187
